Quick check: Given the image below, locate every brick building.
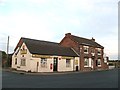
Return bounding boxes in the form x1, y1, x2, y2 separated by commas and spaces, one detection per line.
12, 37, 79, 72
60, 33, 108, 71
12, 33, 108, 72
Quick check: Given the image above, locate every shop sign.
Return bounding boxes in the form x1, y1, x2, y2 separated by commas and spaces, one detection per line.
32, 54, 51, 58
62, 56, 74, 59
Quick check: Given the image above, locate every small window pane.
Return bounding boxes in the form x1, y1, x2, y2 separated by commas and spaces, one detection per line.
98, 59, 101, 66
21, 59, 26, 66
84, 46, 89, 54
41, 58, 47, 68
66, 59, 71, 67
84, 58, 89, 66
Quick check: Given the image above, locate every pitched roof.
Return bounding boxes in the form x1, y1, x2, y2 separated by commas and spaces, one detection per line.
71, 35, 104, 48
18, 37, 78, 57
65, 33, 104, 48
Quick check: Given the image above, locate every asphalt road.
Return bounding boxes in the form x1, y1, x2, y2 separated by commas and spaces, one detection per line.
2, 69, 119, 88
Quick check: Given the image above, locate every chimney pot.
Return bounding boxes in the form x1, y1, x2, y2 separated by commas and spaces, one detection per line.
91, 37, 95, 41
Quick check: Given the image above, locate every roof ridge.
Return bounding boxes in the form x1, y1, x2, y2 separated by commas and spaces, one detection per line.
21, 37, 59, 44
71, 35, 103, 48
20, 37, 78, 57
71, 35, 92, 41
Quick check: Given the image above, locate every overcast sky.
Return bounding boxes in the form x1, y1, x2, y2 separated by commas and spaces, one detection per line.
0, 0, 118, 60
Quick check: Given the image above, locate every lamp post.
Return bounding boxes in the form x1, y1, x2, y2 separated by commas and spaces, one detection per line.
6, 36, 9, 67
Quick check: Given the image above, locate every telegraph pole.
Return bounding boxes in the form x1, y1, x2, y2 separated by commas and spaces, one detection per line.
6, 36, 9, 67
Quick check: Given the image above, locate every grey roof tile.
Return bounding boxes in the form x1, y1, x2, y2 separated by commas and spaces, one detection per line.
20, 37, 78, 57
72, 35, 104, 48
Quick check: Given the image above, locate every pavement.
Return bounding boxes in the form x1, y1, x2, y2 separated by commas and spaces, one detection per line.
2, 67, 112, 75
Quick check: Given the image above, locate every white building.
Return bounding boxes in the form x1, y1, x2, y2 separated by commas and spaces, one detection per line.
12, 37, 79, 72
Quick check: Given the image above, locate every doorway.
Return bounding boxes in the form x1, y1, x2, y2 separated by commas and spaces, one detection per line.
36, 62, 39, 72
53, 57, 58, 71
76, 66, 78, 71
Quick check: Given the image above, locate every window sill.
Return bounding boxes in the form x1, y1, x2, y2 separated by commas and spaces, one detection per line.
84, 66, 89, 67
98, 65, 101, 67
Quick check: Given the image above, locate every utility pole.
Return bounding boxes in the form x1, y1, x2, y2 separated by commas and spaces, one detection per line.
6, 36, 9, 67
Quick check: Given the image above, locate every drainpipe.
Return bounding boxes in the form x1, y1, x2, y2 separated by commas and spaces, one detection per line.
79, 44, 81, 71
71, 48, 80, 71
73, 58, 75, 71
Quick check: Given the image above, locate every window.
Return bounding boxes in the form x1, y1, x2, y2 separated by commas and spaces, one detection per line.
66, 59, 71, 67
15, 58, 17, 65
23, 45, 25, 50
97, 59, 101, 66
84, 46, 89, 54
84, 58, 89, 67
41, 58, 47, 68
21, 58, 26, 66
104, 57, 107, 63
91, 48, 95, 53
97, 48, 101, 55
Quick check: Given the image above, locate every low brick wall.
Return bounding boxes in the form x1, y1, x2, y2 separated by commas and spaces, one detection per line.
83, 67, 92, 71
109, 66, 115, 69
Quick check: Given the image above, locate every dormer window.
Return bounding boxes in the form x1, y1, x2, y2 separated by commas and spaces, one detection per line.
84, 46, 89, 54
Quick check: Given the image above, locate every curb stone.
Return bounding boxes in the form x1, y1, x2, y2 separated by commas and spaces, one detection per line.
2, 68, 114, 75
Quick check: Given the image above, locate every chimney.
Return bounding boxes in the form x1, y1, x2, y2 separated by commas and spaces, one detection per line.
91, 37, 95, 41
65, 33, 71, 37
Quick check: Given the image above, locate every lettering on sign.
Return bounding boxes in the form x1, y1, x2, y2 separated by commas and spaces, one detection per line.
20, 49, 27, 54
20, 45, 27, 54
32, 54, 51, 58
62, 56, 74, 59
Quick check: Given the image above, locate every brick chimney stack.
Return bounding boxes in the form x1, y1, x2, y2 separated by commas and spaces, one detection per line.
65, 33, 71, 37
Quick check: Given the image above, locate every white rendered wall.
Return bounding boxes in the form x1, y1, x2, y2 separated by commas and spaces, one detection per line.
12, 43, 32, 72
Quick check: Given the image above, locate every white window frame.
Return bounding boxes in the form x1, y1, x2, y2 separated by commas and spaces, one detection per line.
66, 59, 71, 67
84, 46, 89, 54
104, 57, 107, 63
97, 48, 101, 55
41, 58, 47, 68
84, 58, 89, 67
21, 58, 26, 66
97, 59, 101, 67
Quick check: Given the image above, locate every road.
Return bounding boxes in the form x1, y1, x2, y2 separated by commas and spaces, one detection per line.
2, 69, 119, 88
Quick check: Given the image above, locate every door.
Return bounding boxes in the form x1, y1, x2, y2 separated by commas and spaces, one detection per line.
36, 62, 39, 72
76, 66, 78, 71
53, 57, 58, 71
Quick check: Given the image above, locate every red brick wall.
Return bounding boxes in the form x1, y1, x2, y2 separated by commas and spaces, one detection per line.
60, 34, 108, 71
60, 36, 79, 53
